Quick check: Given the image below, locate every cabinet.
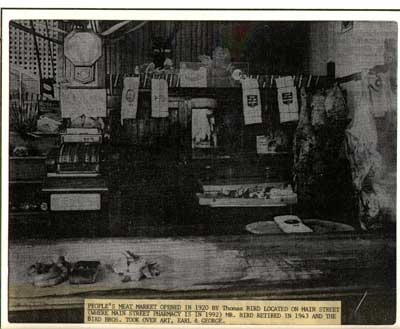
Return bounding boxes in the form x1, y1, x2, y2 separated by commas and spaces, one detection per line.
9, 156, 50, 239
9, 156, 110, 239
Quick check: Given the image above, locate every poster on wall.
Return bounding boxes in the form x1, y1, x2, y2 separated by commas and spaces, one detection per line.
191, 108, 216, 149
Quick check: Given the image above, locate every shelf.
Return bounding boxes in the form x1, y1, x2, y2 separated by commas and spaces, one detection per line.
47, 172, 100, 178
31, 131, 60, 136
196, 193, 296, 208
199, 179, 285, 190
9, 156, 47, 160
43, 176, 108, 192
192, 151, 290, 160
9, 180, 43, 184
9, 211, 49, 217
257, 152, 289, 155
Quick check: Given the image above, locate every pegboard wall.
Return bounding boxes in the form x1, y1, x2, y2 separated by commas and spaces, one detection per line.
9, 20, 59, 79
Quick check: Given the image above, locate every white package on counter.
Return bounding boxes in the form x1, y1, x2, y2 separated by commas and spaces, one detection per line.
274, 215, 313, 234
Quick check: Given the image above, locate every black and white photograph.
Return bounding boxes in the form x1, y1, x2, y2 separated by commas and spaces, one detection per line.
1, 8, 398, 327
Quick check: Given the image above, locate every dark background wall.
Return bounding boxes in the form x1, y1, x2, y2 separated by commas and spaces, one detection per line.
98, 21, 311, 155
103, 21, 310, 76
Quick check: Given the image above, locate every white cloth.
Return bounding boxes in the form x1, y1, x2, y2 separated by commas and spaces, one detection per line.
151, 79, 169, 118
276, 76, 299, 123
180, 64, 207, 88
345, 70, 382, 190
121, 77, 140, 125
241, 78, 262, 125
192, 108, 213, 148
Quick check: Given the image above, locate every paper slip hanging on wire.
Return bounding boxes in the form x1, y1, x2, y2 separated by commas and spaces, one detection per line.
121, 77, 140, 124
276, 76, 299, 123
241, 78, 262, 125
151, 78, 169, 118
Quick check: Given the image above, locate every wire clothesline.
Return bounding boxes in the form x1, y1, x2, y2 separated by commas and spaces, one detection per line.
106, 63, 391, 91
107, 72, 329, 89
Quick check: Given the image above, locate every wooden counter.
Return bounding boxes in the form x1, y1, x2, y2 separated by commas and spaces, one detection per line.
9, 232, 395, 319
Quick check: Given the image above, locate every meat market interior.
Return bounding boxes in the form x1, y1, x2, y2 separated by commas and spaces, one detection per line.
7, 19, 397, 324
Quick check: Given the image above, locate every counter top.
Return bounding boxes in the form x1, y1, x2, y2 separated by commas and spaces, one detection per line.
8, 232, 395, 311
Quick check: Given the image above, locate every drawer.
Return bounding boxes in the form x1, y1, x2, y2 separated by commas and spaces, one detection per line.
50, 193, 101, 211
9, 157, 46, 181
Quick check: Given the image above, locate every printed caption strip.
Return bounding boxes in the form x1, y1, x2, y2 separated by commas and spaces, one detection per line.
85, 299, 341, 325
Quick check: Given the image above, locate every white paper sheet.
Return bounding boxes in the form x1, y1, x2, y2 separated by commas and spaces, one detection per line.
151, 79, 169, 118
276, 76, 299, 123
241, 78, 262, 125
121, 77, 140, 124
